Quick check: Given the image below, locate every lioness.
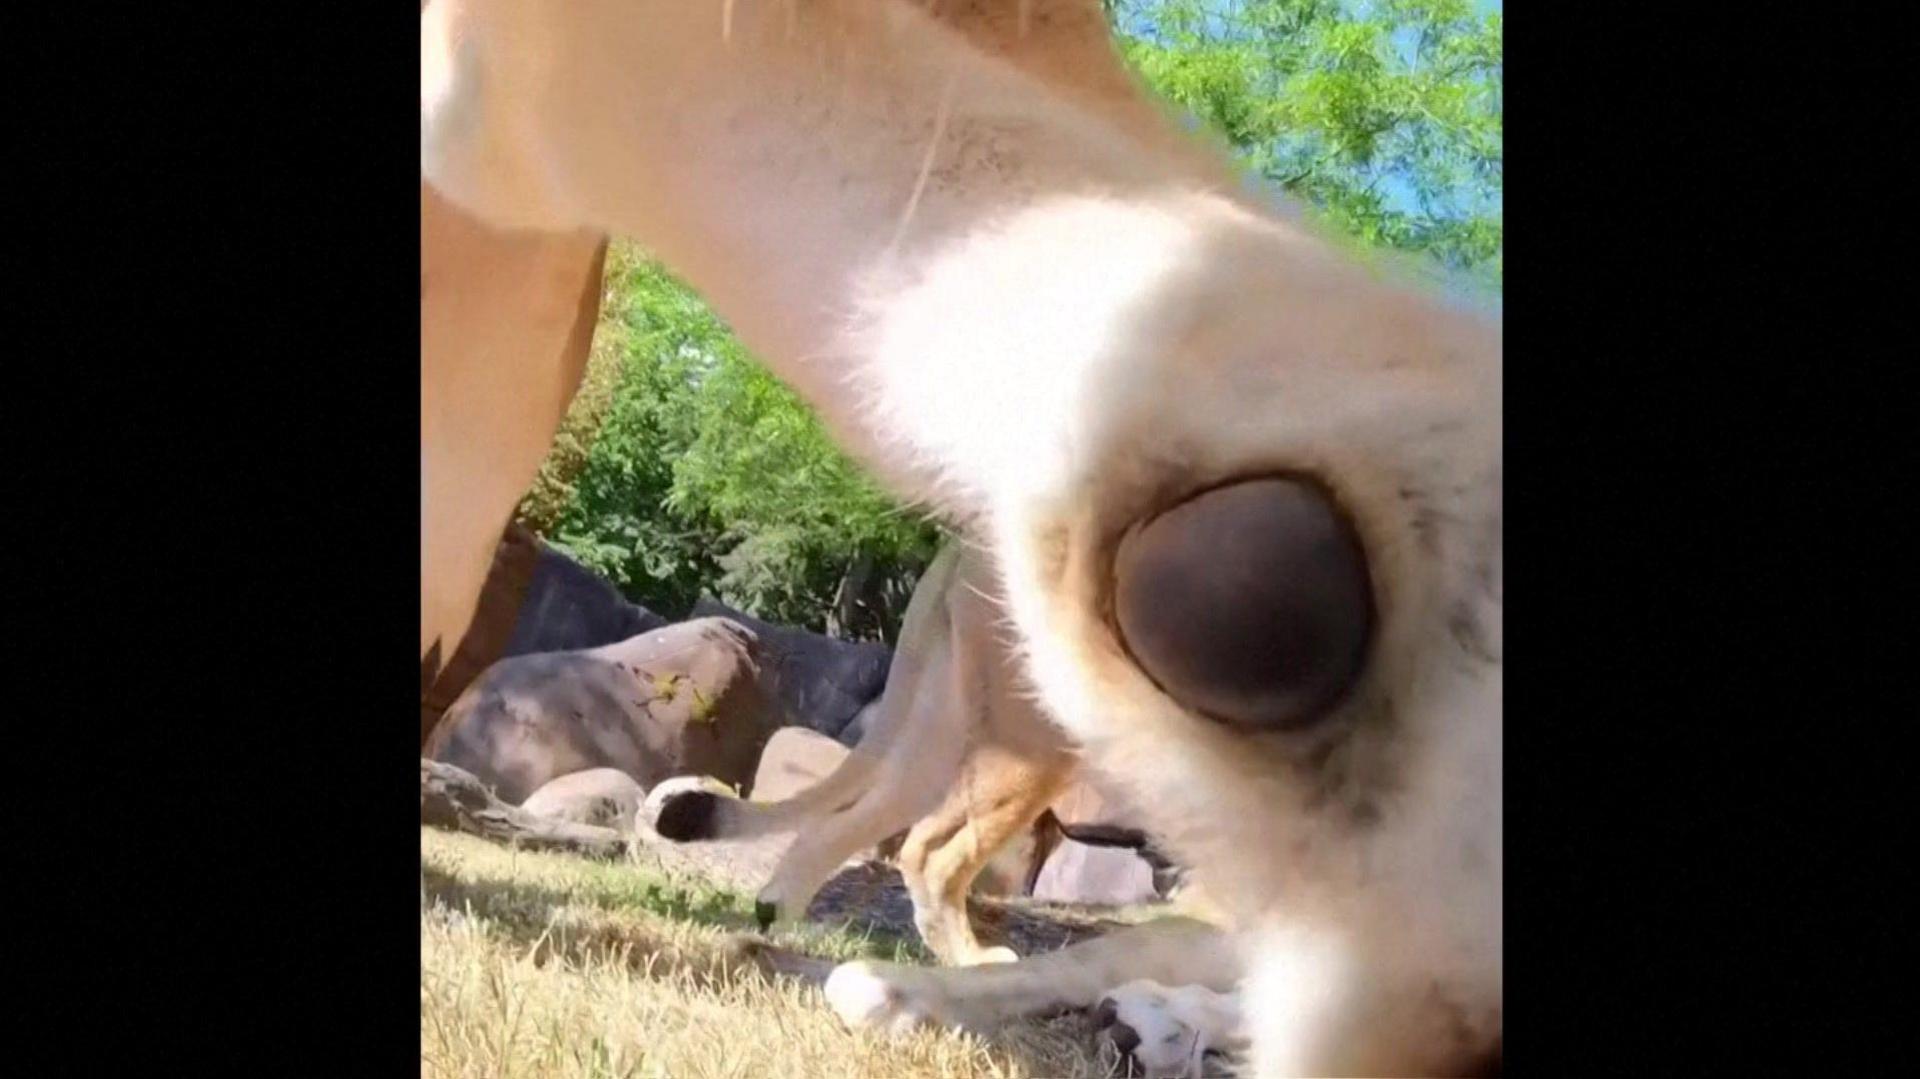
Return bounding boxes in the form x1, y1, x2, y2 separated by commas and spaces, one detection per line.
647, 540, 1082, 967
422, 2, 1501, 1074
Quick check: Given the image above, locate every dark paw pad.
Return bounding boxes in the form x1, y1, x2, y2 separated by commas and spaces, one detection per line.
1093, 997, 1140, 1054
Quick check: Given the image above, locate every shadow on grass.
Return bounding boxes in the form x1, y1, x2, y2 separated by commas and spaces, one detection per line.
423, 862, 783, 990
419, 858, 925, 987
807, 861, 1134, 961
420, 856, 1132, 1077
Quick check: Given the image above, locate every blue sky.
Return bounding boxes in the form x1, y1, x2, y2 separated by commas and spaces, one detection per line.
1368, 0, 1504, 217
1116, 0, 1502, 220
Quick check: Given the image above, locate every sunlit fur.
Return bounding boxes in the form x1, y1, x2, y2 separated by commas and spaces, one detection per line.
645, 540, 1078, 967
421, 2, 1500, 1073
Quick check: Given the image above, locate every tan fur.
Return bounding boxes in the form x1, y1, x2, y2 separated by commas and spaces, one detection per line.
828, 915, 1240, 1032
891, 545, 1077, 965
648, 541, 1080, 967
422, 2, 1501, 1073
896, 734, 1073, 964
419, 183, 605, 672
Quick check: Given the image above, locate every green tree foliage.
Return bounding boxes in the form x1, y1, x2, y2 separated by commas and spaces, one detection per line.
1111, 0, 1501, 283
519, 248, 941, 640
522, 250, 723, 620
517, 0, 1500, 640
665, 343, 943, 636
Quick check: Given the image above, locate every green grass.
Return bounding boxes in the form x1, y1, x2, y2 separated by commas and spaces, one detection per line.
420, 828, 1122, 1078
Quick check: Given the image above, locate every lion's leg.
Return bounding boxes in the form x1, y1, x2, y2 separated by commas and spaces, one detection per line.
907, 749, 1073, 965
895, 788, 969, 955
752, 545, 983, 926
646, 740, 883, 842
649, 544, 965, 844
419, 183, 605, 676
824, 916, 1238, 1035
755, 665, 970, 927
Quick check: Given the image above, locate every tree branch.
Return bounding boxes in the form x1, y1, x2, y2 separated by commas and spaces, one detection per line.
420, 759, 631, 860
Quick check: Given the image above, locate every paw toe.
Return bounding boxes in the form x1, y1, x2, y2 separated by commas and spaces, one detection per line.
824, 962, 900, 1029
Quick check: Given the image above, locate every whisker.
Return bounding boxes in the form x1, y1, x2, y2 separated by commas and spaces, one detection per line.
888, 65, 960, 253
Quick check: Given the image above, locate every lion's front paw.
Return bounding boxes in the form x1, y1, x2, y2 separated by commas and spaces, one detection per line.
823, 960, 943, 1037
1093, 980, 1242, 1079
971, 945, 1018, 966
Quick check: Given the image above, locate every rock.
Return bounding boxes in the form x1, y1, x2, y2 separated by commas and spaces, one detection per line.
423, 617, 778, 804
505, 541, 671, 658
520, 767, 647, 831
1031, 839, 1160, 907
690, 597, 892, 745
422, 523, 672, 748
420, 759, 629, 860
837, 699, 881, 748
422, 523, 543, 746
750, 727, 853, 804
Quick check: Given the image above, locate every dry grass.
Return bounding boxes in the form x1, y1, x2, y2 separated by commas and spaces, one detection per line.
420, 828, 1123, 1078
